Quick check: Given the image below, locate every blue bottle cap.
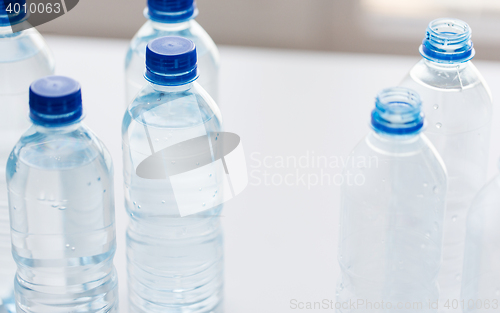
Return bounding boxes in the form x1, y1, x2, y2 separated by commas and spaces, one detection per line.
29, 76, 83, 126
145, 36, 198, 86
371, 87, 424, 135
146, 0, 198, 23
420, 18, 475, 63
0, 0, 28, 26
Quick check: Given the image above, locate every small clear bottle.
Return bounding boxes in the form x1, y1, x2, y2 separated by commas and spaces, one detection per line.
6, 76, 118, 313
461, 160, 500, 312
337, 87, 447, 312
400, 18, 492, 305
125, 0, 220, 106
0, 3, 55, 312
123, 36, 224, 313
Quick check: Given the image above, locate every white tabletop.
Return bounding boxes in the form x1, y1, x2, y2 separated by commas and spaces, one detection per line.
45, 35, 500, 313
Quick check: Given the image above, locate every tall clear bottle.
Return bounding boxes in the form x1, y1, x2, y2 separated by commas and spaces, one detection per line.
123, 36, 224, 313
337, 87, 447, 312
125, 0, 220, 106
6, 76, 119, 313
400, 18, 492, 306
461, 160, 500, 312
0, 2, 55, 311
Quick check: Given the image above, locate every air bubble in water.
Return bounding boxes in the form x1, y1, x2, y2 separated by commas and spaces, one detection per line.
433, 104, 439, 110
436, 123, 442, 129
59, 207, 67, 211
162, 200, 165, 204
71, 247, 76, 251
66, 244, 70, 248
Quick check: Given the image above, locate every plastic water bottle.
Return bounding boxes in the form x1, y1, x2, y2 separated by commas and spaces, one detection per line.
6, 76, 118, 313
0, 3, 54, 312
337, 87, 447, 312
124, 0, 220, 106
400, 18, 492, 306
123, 36, 224, 313
461, 160, 500, 312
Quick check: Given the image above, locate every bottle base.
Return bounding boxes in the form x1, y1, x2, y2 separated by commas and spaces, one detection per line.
14, 269, 119, 313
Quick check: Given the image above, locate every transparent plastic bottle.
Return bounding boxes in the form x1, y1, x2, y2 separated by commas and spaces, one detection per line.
461, 160, 500, 312
6, 76, 118, 313
123, 37, 224, 313
337, 87, 447, 312
0, 4, 55, 312
124, 0, 220, 107
400, 18, 492, 306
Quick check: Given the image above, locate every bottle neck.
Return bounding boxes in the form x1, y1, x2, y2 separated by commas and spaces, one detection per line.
33, 120, 82, 134
150, 19, 192, 31
149, 82, 194, 93
0, 25, 18, 37
367, 129, 424, 156
423, 58, 470, 70
370, 129, 420, 142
